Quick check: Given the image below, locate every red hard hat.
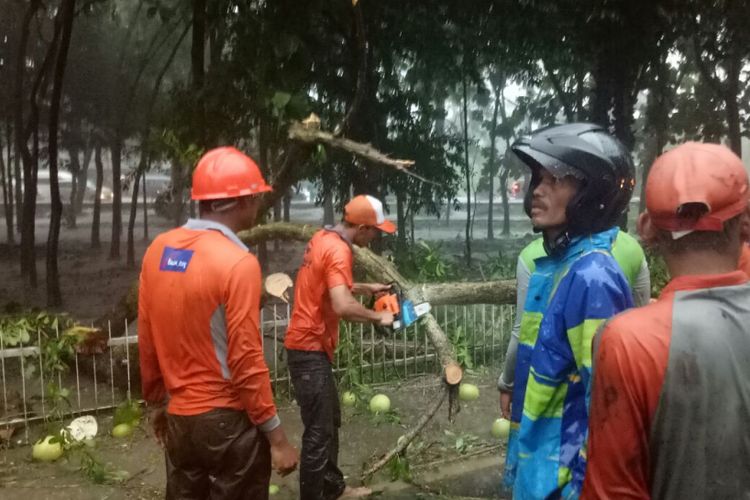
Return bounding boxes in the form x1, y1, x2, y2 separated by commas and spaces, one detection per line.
191, 147, 272, 201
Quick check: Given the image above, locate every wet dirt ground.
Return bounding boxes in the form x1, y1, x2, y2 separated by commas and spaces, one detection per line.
0, 374, 510, 499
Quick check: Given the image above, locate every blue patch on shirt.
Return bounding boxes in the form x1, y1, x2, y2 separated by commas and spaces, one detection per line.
159, 247, 194, 272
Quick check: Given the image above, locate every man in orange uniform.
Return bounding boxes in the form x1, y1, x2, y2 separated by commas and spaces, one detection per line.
285, 194, 396, 499
138, 147, 299, 500
582, 142, 750, 499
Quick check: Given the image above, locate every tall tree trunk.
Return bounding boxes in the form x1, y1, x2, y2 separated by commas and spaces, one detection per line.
127, 169, 142, 267
66, 141, 80, 228
461, 74, 471, 265
497, 85, 512, 237
91, 141, 103, 248
323, 191, 334, 226
109, 137, 123, 259
170, 163, 186, 227
191, 0, 207, 147
3, 123, 14, 243
639, 56, 669, 214
500, 165, 510, 236
283, 189, 291, 222
0, 130, 12, 244
257, 120, 270, 269
409, 210, 415, 244
10, 122, 21, 235
142, 171, 149, 240
74, 136, 92, 214
725, 85, 741, 157
46, 0, 76, 307
486, 84, 500, 240
16, 0, 40, 284
273, 199, 281, 251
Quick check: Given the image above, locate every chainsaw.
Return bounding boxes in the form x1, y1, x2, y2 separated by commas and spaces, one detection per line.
372, 283, 431, 331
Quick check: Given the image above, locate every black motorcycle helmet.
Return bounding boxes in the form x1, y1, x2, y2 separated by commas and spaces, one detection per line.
512, 123, 635, 251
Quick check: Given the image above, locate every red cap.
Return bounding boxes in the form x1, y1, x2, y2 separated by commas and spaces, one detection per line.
646, 142, 748, 232
191, 147, 272, 201
343, 195, 396, 234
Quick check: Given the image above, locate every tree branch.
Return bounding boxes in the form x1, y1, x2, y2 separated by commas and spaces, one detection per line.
288, 122, 436, 184
361, 386, 448, 481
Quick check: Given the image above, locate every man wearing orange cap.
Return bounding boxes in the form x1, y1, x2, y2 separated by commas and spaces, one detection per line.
285, 194, 396, 499
582, 142, 750, 499
138, 147, 299, 500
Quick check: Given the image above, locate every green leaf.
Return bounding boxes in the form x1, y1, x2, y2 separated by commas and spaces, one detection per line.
270, 91, 292, 111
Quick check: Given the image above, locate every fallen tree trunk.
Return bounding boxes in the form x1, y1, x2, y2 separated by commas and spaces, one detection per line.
418, 280, 515, 306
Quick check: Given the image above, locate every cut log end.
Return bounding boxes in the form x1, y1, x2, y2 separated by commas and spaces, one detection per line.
444, 362, 463, 385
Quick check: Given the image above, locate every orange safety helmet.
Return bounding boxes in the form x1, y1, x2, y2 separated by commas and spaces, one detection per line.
191, 147, 273, 201
646, 142, 748, 232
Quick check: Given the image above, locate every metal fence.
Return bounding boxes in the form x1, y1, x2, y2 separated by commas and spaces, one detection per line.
0, 303, 514, 444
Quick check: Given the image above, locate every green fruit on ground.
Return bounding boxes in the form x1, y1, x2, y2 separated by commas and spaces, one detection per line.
458, 383, 480, 402
341, 391, 357, 407
269, 484, 280, 495
369, 394, 391, 414
491, 418, 511, 439
32, 435, 64, 462
112, 423, 133, 438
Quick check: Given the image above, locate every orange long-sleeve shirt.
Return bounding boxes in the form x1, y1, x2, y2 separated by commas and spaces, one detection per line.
138, 219, 279, 431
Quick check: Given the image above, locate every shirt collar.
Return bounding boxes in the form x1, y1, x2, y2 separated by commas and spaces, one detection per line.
660, 270, 749, 299
323, 224, 353, 248
183, 218, 249, 251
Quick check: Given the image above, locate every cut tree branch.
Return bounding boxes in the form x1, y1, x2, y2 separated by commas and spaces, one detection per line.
361, 386, 448, 481
287, 123, 436, 185
418, 281, 515, 306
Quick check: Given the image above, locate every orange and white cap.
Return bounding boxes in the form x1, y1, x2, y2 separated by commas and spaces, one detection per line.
343, 195, 396, 234
646, 142, 748, 236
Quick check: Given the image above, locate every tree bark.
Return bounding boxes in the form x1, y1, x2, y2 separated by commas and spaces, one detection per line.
3, 122, 14, 243
46, 0, 77, 307
418, 280, 515, 306
91, 141, 103, 249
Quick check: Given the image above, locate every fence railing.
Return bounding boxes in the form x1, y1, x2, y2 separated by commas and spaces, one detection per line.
0, 303, 515, 443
